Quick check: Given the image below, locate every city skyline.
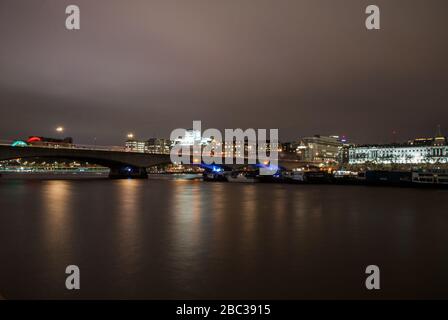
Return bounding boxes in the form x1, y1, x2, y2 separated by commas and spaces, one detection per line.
1, 0, 448, 145
2, 1, 448, 304
6, 124, 447, 148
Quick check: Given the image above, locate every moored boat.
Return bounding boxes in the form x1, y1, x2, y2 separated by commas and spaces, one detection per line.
412, 169, 448, 187
202, 171, 227, 182
284, 170, 333, 184
226, 171, 258, 183
364, 170, 412, 186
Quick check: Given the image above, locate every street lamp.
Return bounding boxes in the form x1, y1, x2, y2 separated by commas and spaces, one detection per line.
56, 126, 64, 133
127, 133, 134, 140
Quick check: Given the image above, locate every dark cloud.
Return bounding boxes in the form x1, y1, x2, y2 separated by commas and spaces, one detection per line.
1, 0, 447, 145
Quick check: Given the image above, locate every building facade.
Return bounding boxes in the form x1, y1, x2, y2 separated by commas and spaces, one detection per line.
173, 129, 211, 146
296, 135, 343, 164
125, 139, 146, 153
339, 143, 353, 164
349, 136, 448, 165
146, 138, 172, 154
125, 138, 172, 154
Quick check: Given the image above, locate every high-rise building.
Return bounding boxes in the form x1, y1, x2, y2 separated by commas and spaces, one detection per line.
125, 137, 172, 154
146, 138, 172, 154
125, 139, 146, 153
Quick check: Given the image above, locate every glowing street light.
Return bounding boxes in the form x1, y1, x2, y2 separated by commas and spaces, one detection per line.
56, 126, 64, 133
127, 133, 135, 139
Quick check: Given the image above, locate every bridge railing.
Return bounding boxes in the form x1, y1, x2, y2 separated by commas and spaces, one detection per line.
0, 139, 133, 153
0, 139, 300, 161
0, 140, 13, 146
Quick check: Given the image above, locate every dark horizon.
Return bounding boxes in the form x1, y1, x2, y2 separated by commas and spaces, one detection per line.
1, 0, 448, 146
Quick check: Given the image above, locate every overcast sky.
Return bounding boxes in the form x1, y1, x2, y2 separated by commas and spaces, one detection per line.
0, 0, 447, 145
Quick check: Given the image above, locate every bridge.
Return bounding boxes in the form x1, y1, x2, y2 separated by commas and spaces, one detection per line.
0, 140, 306, 178
0, 141, 171, 178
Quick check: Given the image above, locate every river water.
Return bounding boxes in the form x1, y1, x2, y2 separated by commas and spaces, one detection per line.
0, 174, 447, 299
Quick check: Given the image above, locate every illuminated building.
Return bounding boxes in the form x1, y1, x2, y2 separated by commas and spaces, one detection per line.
280, 142, 297, 153
296, 135, 343, 164
146, 138, 172, 154
125, 137, 172, 154
221, 140, 278, 158
125, 139, 146, 153
173, 129, 211, 146
349, 136, 448, 165
339, 143, 353, 164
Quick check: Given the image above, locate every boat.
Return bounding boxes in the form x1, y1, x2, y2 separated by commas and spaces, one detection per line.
357, 172, 366, 181
332, 170, 360, 185
256, 173, 285, 183
284, 170, 307, 183
412, 169, 448, 187
284, 170, 333, 184
303, 171, 333, 183
226, 171, 258, 183
363, 170, 412, 186
202, 171, 227, 182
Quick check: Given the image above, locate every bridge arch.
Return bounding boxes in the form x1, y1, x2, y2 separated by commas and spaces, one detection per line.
0, 145, 172, 178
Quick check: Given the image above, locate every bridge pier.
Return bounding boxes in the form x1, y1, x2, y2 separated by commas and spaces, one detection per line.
108, 166, 148, 179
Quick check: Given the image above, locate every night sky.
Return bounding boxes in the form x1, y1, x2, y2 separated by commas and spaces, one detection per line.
0, 0, 447, 145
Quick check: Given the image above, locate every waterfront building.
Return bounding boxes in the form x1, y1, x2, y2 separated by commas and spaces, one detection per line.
349, 136, 448, 165
339, 143, 353, 164
296, 135, 343, 164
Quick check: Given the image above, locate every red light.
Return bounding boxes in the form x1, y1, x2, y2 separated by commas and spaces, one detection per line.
27, 137, 42, 143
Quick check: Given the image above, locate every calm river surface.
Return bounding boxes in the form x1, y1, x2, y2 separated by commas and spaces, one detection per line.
1, 174, 448, 299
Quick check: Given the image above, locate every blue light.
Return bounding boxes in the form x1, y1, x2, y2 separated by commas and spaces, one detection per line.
123, 166, 133, 173
255, 162, 282, 175
201, 164, 224, 173
255, 163, 279, 171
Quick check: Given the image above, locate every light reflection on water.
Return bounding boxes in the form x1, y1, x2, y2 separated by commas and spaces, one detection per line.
170, 180, 203, 275
42, 181, 74, 262
0, 176, 448, 299
114, 179, 142, 276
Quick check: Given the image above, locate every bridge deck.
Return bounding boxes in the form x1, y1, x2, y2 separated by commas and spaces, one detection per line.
0, 141, 303, 173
